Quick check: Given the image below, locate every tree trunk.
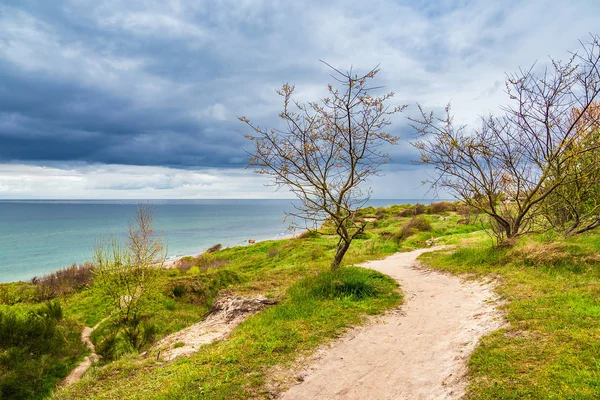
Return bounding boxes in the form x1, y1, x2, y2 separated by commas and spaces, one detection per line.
331, 240, 351, 270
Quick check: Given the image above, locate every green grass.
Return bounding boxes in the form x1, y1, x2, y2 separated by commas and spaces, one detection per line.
54, 267, 401, 399
54, 205, 478, 399
420, 233, 600, 399
1, 204, 485, 399
0, 302, 87, 400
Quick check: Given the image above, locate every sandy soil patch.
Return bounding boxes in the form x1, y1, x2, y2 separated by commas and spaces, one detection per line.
149, 295, 276, 361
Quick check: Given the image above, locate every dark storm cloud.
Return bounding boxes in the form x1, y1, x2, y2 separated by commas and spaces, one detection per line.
1, 0, 599, 173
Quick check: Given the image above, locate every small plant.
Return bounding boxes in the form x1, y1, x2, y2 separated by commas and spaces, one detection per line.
163, 298, 176, 311
171, 284, 186, 298
175, 256, 195, 274
428, 201, 456, 214
394, 216, 432, 244
206, 244, 223, 253
267, 247, 280, 258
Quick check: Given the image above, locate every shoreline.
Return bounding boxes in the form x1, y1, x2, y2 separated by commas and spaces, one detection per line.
163, 229, 306, 269
0, 229, 303, 285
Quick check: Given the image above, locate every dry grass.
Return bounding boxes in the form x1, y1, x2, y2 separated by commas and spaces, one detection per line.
31, 262, 94, 299
510, 242, 570, 267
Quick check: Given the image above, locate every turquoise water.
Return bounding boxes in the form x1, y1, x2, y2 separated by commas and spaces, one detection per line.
0, 199, 426, 283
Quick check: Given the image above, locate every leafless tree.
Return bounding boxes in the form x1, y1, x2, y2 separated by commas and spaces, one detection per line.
411, 35, 600, 242
241, 64, 405, 269
542, 103, 600, 235
93, 204, 165, 325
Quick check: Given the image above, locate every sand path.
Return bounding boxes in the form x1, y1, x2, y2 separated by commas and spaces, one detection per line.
63, 319, 105, 385
280, 247, 503, 400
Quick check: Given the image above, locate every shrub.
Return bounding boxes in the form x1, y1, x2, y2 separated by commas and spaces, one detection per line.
428, 201, 456, 214
175, 256, 195, 274
411, 216, 432, 232
171, 270, 242, 306
353, 232, 369, 240
0, 283, 38, 305
206, 244, 223, 253
310, 247, 325, 260
393, 216, 432, 244
296, 230, 320, 239
457, 204, 479, 224
295, 267, 393, 300
32, 262, 94, 300
398, 203, 427, 217
194, 253, 229, 271
375, 207, 388, 218
414, 203, 427, 215
0, 304, 84, 399
171, 284, 186, 298
267, 247, 280, 258
163, 298, 176, 311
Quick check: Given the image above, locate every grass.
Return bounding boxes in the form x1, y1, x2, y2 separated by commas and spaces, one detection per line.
52, 203, 477, 399
0, 203, 485, 399
54, 267, 401, 399
419, 232, 600, 399
0, 302, 87, 400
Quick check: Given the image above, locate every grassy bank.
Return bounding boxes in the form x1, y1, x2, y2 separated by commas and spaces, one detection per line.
0, 302, 86, 399
50, 203, 475, 399
0, 202, 479, 399
420, 232, 600, 399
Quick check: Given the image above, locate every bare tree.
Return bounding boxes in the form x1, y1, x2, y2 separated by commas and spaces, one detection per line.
93, 204, 165, 326
240, 64, 405, 269
411, 35, 600, 242
542, 103, 600, 235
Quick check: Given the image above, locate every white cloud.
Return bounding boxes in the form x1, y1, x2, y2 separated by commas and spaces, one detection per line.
0, 164, 289, 199
1, 0, 599, 198
0, 163, 435, 199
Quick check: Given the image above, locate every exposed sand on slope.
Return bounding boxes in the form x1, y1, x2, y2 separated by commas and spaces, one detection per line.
279, 247, 504, 400
149, 295, 276, 361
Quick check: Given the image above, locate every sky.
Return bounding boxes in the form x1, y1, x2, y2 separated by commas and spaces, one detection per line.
1, 0, 599, 199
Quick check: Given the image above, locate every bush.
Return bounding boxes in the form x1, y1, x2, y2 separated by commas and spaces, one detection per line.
175, 256, 195, 274
354, 231, 370, 240
0, 303, 84, 399
428, 201, 456, 214
310, 247, 325, 260
0, 283, 39, 305
170, 270, 242, 306
393, 216, 432, 244
171, 284, 186, 298
294, 267, 394, 300
398, 203, 427, 217
31, 262, 94, 300
296, 230, 320, 239
375, 207, 388, 218
457, 204, 479, 224
206, 244, 223, 253
267, 247, 280, 258
194, 253, 230, 271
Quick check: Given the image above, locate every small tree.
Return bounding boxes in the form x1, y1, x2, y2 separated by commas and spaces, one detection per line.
93, 205, 165, 347
241, 64, 405, 269
411, 35, 600, 242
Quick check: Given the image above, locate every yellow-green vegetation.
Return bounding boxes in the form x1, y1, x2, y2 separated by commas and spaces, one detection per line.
420, 232, 600, 399
46, 203, 476, 399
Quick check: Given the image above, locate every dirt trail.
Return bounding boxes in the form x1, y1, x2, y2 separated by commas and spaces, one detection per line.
280, 247, 503, 400
63, 319, 105, 385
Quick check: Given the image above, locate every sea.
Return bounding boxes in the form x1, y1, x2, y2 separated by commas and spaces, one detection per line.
0, 199, 431, 283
